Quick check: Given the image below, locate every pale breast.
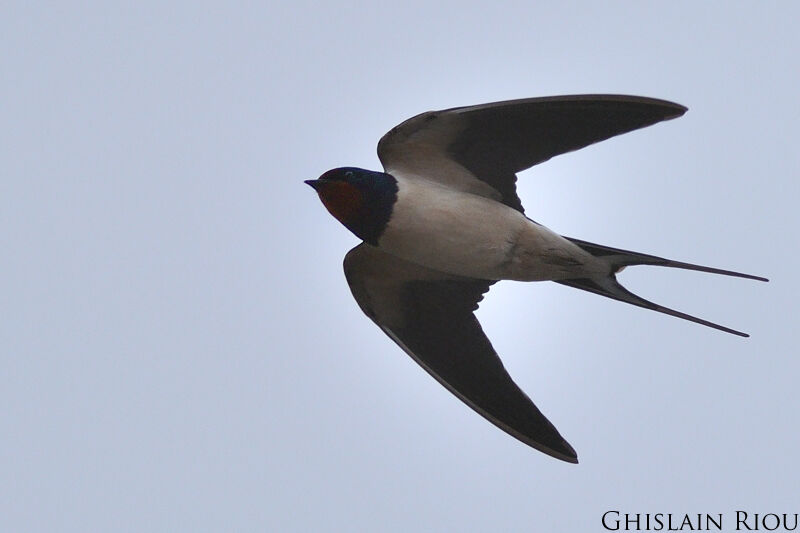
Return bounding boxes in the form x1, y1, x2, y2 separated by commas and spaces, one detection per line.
377, 175, 527, 279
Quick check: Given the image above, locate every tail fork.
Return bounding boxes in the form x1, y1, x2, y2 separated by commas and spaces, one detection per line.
557, 237, 769, 337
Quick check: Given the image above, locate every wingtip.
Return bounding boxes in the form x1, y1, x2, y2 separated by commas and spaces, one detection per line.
667, 102, 688, 118
565, 454, 579, 465
508, 423, 579, 464
542, 441, 579, 464
541, 446, 578, 464
602, 94, 688, 118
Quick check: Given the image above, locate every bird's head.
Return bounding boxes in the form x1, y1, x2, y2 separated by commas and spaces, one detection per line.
305, 167, 398, 244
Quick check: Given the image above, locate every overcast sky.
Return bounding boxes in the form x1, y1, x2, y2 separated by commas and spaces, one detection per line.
2, 2, 798, 532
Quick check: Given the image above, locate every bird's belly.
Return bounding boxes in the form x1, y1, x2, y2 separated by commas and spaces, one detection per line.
376, 185, 522, 279
376, 178, 606, 281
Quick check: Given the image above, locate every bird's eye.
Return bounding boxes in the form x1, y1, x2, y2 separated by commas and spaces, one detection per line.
344, 171, 354, 179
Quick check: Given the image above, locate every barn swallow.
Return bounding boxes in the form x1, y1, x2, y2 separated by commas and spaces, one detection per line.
305, 95, 767, 463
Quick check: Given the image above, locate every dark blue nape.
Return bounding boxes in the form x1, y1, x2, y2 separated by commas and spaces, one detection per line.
321, 167, 398, 245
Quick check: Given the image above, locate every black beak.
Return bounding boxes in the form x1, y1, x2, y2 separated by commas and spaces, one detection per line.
304, 179, 321, 190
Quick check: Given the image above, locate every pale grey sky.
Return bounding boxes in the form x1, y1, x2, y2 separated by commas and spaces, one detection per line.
2, 2, 798, 532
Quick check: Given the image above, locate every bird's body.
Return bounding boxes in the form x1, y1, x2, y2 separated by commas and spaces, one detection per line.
379, 173, 604, 281
305, 95, 767, 463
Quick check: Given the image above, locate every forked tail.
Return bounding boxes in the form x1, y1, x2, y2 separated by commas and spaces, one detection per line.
557, 237, 769, 337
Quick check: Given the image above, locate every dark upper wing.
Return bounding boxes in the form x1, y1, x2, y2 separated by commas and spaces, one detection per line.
378, 94, 687, 213
343, 243, 577, 463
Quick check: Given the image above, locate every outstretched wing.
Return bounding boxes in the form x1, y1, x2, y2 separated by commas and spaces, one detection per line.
378, 94, 687, 213
343, 243, 577, 463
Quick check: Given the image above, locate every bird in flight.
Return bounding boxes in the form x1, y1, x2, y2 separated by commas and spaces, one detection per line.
305, 95, 767, 463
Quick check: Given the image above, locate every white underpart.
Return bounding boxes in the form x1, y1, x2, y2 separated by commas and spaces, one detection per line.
377, 174, 610, 282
